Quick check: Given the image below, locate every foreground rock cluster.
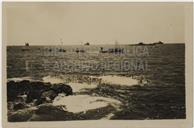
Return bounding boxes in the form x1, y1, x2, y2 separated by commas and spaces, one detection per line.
7, 80, 73, 111
7, 80, 120, 122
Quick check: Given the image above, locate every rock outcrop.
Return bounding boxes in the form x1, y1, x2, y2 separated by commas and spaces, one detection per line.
7, 80, 73, 110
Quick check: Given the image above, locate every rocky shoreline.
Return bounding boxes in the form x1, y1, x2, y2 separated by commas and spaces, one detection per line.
7, 79, 121, 121
8, 80, 73, 109
7, 74, 185, 121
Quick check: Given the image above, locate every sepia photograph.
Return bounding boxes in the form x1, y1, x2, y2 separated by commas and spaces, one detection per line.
2, 2, 193, 128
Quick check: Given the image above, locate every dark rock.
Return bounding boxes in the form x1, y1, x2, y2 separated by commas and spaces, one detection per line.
8, 108, 34, 122
7, 81, 73, 108
51, 83, 73, 96
13, 103, 26, 111
41, 90, 58, 101
29, 104, 74, 121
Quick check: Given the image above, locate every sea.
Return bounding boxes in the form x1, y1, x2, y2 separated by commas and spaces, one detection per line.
6, 44, 186, 120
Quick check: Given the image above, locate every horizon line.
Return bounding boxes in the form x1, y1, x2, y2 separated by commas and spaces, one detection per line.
6, 42, 185, 46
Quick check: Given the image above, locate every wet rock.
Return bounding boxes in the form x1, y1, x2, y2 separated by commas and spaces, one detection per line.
29, 104, 74, 121
13, 103, 26, 111
41, 90, 58, 101
51, 83, 73, 96
8, 108, 34, 122
8, 102, 14, 111
7, 80, 73, 107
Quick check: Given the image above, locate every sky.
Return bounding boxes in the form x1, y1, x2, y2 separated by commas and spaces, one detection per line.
3, 2, 186, 45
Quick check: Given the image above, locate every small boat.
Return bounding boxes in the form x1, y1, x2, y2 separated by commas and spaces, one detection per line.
22, 42, 30, 51
25, 43, 29, 46
84, 42, 90, 46
75, 48, 85, 53
99, 41, 124, 54
59, 49, 66, 52
58, 38, 66, 52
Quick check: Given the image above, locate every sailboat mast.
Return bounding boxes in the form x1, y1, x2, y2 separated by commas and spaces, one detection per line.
60, 38, 63, 46
115, 40, 118, 48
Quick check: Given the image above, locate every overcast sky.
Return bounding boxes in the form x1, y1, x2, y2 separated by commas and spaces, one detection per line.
3, 2, 186, 45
